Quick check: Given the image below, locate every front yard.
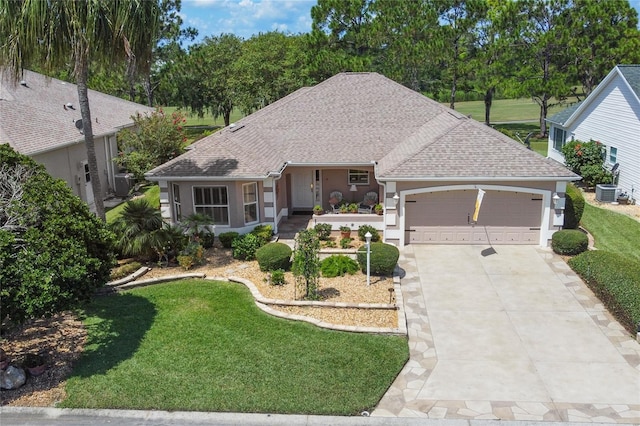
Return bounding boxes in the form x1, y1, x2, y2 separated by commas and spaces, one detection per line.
58, 280, 408, 414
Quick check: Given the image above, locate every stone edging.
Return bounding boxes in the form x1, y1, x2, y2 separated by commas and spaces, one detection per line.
105, 270, 407, 336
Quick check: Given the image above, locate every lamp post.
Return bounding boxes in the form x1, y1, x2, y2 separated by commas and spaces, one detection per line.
365, 231, 372, 286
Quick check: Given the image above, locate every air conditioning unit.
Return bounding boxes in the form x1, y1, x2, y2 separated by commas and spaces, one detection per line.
595, 184, 619, 202
114, 173, 134, 197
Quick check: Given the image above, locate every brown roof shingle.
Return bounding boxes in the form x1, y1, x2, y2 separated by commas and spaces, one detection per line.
0, 70, 152, 156
147, 72, 577, 181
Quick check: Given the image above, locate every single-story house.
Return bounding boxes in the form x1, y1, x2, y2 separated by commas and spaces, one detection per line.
146, 72, 578, 246
547, 65, 640, 202
0, 69, 153, 208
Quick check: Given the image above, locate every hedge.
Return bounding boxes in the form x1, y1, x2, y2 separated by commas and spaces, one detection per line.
356, 242, 399, 276
218, 232, 239, 249
551, 229, 588, 255
255, 242, 292, 272
563, 183, 585, 229
568, 251, 640, 335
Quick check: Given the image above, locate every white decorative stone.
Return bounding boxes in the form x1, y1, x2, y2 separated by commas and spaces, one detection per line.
0, 365, 26, 390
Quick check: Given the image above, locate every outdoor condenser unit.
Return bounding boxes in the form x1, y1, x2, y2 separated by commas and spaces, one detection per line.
595, 184, 619, 202
114, 173, 134, 197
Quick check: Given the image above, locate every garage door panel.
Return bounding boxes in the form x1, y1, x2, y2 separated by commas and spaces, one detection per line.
406, 189, 543, 245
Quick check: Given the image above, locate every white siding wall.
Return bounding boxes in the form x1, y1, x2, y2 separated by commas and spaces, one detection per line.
549, 74, 640, 200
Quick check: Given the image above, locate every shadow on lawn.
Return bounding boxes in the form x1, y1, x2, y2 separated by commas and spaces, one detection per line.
71, 293, 156, 377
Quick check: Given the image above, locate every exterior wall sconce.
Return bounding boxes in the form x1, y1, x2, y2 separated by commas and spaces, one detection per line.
552, 192, 560, 208
393, 192, 400, 205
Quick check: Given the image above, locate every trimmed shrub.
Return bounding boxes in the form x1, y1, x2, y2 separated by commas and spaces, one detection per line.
551, 229, 588, 255
232, 233, 262, 260
568, 251, 640, 334
314, 223, 332, 240
356, 242, 400, 276
177, 242, 205, 270
110, 261, 142, 280
321, 255, 359, 278
218, 231, 239, 249
251, 224, 273, 244
256, 242, 292, 272
340, 237, 352, 249
358, 225, 380, 242
563, 183, 585, 229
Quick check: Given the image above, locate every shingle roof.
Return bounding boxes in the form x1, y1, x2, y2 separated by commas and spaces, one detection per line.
546, 101, 582, 126
147, 72, 577, 181
0, 70, 152, 156
617, 65, 640, 99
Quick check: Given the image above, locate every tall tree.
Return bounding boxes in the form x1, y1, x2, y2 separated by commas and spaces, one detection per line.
231, 32, 311, 114
567, 0, 640, 96
371, 0, 441, 92
173, 34, 242, 126
0, 0, 159, 220
498, 0, 573, 137
437, 0, 487, 109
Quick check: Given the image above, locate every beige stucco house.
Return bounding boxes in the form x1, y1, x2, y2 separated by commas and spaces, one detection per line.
146, 72, 578, 247
0, 69, 153, 209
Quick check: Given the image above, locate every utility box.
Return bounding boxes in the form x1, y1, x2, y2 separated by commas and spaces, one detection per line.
595, 184, 619, 202
114, 173, 134, 197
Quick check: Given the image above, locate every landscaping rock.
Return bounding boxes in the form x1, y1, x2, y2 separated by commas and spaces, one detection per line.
0, 365, 26, 390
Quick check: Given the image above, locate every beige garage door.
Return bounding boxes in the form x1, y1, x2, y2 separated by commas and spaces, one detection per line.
405, 190, 542, 244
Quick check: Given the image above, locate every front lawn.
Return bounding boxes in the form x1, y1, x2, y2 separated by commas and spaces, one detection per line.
581, 203, 640, 261
61, 280, 409, 414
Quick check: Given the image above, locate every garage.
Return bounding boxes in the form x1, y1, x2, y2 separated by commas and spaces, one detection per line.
405, 189, 542, 244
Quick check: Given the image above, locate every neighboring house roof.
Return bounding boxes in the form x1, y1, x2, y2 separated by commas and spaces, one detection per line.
547, 64, 640, 128
147, 72, 577, 182
0, 69, 152, 156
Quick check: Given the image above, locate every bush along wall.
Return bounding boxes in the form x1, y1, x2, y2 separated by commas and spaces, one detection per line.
563, 183, 585, 229
568, 251, 640, 335
356, 243, 399, 276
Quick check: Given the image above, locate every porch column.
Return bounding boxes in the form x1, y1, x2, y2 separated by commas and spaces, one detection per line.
158, 180, 171, 222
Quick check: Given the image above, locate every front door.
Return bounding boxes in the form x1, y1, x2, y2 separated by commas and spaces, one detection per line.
291, 169, 317, 210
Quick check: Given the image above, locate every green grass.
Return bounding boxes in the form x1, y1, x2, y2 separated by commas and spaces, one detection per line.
490, 122, 548, 156
580, 203, 640, 261
451, 97, 578, 123
105, 184, 160, 224
61, 280, 409, 414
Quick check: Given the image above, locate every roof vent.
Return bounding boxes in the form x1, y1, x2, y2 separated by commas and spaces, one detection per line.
229, 124, 245, 133
19, 80, 28, 87
66, 102, 75, 110
74, 119, 84, 134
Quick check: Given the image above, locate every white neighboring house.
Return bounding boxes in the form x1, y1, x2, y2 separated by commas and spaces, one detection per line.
0, 69, 153, 209
547, 65, 640, 203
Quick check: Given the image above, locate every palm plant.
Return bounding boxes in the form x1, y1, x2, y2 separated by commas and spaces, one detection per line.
0, 0, 160, 220
181, 212, 215, 248
110, 199, 163, 259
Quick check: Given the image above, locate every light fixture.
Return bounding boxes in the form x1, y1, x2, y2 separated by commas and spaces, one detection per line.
393, 192, 400, 205
365, 231, 372, 286
552, 192, 560, 208
349, 184, 357, 192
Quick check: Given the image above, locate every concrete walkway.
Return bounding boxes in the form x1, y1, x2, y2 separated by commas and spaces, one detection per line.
374, 245, 640, 423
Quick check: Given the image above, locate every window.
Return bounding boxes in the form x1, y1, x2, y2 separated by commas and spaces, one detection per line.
348, 169, 369, 185
553, 127, 566, 152
84, 163, 91, 183
243, 182, 259, 225
193, 186, 229, 225
609, 147, 617, 164
172, 183, 181, 220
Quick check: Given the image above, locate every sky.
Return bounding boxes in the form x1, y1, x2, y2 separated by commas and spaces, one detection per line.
179, 0, 316, 43
179, 0, 640, 44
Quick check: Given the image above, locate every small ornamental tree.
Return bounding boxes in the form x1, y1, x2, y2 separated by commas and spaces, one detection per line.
114, 108, 187, 181
0, 145, 115, 327
292, 229, 321, 300
561, 140, 612, 187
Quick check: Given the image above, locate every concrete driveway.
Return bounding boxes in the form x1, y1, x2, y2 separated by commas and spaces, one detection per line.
374, 245, 640, 422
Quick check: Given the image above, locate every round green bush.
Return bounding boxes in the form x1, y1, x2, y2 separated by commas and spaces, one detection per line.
356, 242, 400, 276
563, 183, 585, 229
551, 229, 588, 255
218, 231, 239, 248
255, 242, 292, 271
